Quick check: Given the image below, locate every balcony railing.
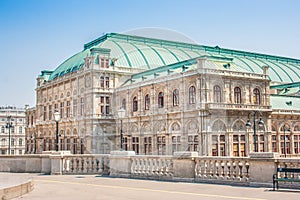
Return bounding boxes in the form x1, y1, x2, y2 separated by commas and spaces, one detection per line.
206, 103, 272, 111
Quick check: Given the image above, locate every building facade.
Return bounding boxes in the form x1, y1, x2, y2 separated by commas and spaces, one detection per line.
0, 106, 26, 155
27, 33, 300, 157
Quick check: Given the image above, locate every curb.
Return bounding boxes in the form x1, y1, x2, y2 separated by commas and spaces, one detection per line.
0, 180, 34, 200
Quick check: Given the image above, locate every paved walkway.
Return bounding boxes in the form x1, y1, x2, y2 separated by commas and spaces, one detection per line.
6, 174, 297, 200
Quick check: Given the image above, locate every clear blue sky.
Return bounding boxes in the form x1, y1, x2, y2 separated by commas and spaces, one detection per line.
0, 0, 299, 107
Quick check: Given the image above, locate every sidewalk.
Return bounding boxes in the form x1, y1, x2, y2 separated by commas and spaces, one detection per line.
12, 174, 300, 200
0, 173, 33, 199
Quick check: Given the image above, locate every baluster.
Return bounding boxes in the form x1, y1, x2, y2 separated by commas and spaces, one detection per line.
220, 161, 225, 180
167, 159, 173, 176
226, 161, 231, 180
75, 158, 79, 173
80, 157, 85, 173
70, 157, 74, 173
142, 159, 146, 176
156, 158, 161, 176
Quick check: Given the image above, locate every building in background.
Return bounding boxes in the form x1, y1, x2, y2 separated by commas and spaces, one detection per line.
0, 106, 26, 155
28, 33, 300, 156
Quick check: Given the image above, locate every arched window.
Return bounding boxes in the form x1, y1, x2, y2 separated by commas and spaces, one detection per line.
234, 87, 242, 104
173, 89, 179, 106
133, 97, 138, 112
145, 94, 150, 110
189, 86, 196, 104
253, 88, 260, 105
213, 85, 222, 103
122, 98, 126, 110
158, 92, 164, 108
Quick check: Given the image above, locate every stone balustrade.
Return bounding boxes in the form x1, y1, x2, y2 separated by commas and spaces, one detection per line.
131, 156, 174, 178
1, 151, 300, 188
195, 157, 249, 184
62, 154, 110, 175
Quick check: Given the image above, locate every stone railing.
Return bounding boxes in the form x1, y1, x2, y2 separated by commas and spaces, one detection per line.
206, 103, 271, 111
1, 151, 300, 188
131, 156, 173, 178
61, 154, 110, 175
195, 157, 249, 184
274, 158, 300, 181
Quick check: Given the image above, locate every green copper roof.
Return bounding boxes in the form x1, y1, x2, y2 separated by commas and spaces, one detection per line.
48, 33, 300, 83
270, 95, 300, 110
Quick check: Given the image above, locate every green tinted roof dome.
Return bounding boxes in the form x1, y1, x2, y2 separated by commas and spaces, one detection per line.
48, 33, 300, 83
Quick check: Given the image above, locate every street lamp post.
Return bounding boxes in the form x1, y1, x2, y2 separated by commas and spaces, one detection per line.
118, 108, 126, 150
246, 111, 264, 152
53, 111, 61, 151
6, 116, 14, 155
283, 124, 290, 158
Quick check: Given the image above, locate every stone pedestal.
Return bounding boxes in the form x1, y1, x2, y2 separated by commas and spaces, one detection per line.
173, 151, 198, 181
49, 151, 71, 175
249, 152, 279, 184
109, 151, 135, 177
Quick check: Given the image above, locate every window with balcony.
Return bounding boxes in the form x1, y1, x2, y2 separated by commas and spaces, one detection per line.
173, 89, 179, 106
122, 99, 126, 110
189, 86, 196, 104
158, 92, 164, 108
133, 96, 138, 112
145, 94, 150, 110
234, 87, 242, 104
213, 85, 222, 103
253, 88, 261, 105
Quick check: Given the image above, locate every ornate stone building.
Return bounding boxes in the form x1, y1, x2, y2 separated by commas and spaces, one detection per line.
27, 33, 300, 156
0, 106, 26, 155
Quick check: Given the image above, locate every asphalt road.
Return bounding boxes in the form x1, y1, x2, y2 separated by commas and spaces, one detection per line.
16, 175, 300, 200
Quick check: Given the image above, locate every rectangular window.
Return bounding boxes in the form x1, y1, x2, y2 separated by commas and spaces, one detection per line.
49, 105, 52, 120
144, 137, 152, 155
132, 137, 139, 154
105, 77, 110, 88
60, 102, 64, 118
73, 99, 77, 117
43, 106, 47, 121
80, 98, 85, 116
105, 106, 110, 114
106, 97, 110, 104
66, 101, 70, 117
19, 127, 22, 134
172, 136, 181, 153
157, 136, 166, 155
100, 76, 104, 88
